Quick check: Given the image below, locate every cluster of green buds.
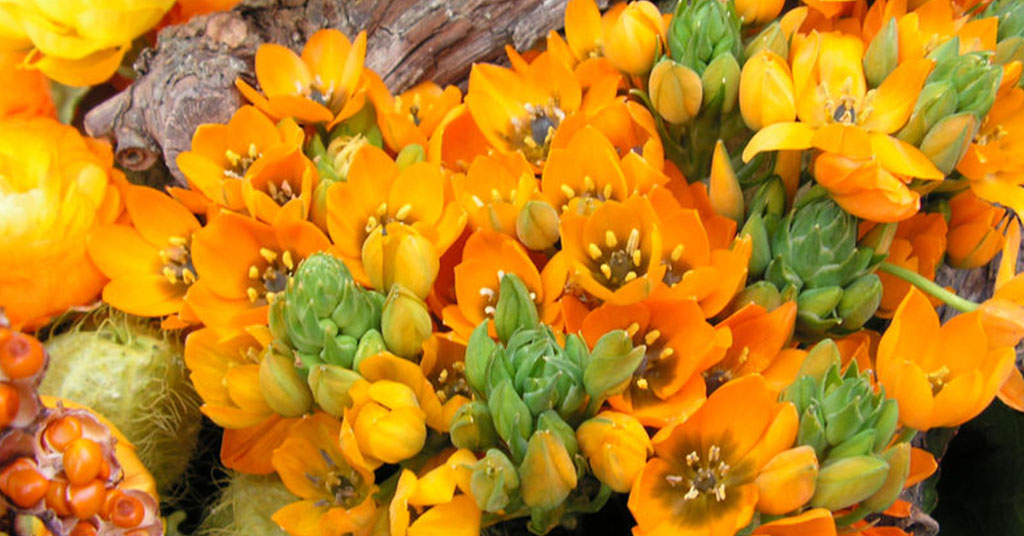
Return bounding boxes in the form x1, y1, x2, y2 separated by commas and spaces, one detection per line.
986, 0, 1024, 64
451, 274, 646, 534
263, 252, 386, 417
783, 340, 909, 522
306, 103, 383, 228
897, 38, 1003, 173
745, 189, 883, 339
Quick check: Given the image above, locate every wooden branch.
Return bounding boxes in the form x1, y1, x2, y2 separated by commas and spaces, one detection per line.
84, 0, 604, 184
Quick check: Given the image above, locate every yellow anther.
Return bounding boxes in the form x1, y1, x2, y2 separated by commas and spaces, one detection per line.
523, 135, 538, 148
248, 265, 260, 279
225, 149, 241, 167
684, 486, 701, 501
365, 215, 379, 232
635, 377, 649, 389
709, 445, 721, 463
685, 451, 700, 466
282, 251, 295, 271
599, 263, 613, 279
182, 269, 197, 285
490, 188, 503, 201
248, 143, 259, 159
280, 180, 294, 196
670, 244, 684, 263
376, 202, 388, 216
560, 184, 576, 199
632, 249, 642, 267
266, 292, 277, 305
644, 330, 661, 345
602, 184, 613, 199
259, 248, 278, 263
605, 230, 618, 248
626, 322, 641, 337
659, 348, 674, 359
583, 175, 596, 192
713, 483, 726, 502
626, 228, 640, 254
394, 204, 413, 221
246, 287, 260, 303
587, 243, 603, 260
162, 267, 178, 284
624, 271, 637, 282
168, 235, 188, 247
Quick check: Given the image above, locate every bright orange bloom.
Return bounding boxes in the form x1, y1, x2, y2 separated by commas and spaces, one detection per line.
0, 51, 55, 119
176, 105, 304, 212
241, 145, 318, 224
877, 287, 1016, 430
705, 302, 798, 390
88, 184, 200, 319
183, 326, 275, 429
957, 87, 1024, 216
872, 212, 947, 317
368, 76, 462, 152
629, 374, 799, 536
236, 29, 368, 126
420, 333, 472, 427
946, 189, 1008, 269
603, 1, 665, 76
441, 229, 547, 340
186, 212, 330, 333
560, 194, 665, 305
743, 31, 942, 183
580, 296, 730, 427
0, 117, 124, 329
813, 152, 921, 223
542, 125, 636, 215
752, 508, 836, 536
552, 97, 665, 179
220, 415, 297, 475
427, 104, 491, 173
326, 145, 465, 289
272, 412, 379, 536
451, 152, 538, 236
897, 0, 996, 61
465, 52, 581, 166
649, 187, 751, 317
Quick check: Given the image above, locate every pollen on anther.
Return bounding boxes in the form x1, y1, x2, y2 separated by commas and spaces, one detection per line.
624, 271, 637, 282
282, 251, 295, 270
246, 287, 260, 303
626, 322, 640, 337
644, 330, 661, 345
394, 204, 413, 221
560, 184, 576, 198
605, 230, 618, 248
587, 243, 603, 260
670, 244, 684, 263
632, 250, 642, 267
599, 263, 613, 279
259, 248, 278, 263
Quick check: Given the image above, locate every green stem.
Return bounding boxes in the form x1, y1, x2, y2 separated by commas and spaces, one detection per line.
877, 262, 979, 313
895, 426, 919, 445
833, 504, 873, 527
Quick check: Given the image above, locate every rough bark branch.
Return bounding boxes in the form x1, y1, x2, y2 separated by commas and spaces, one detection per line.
84, 0, 604, 184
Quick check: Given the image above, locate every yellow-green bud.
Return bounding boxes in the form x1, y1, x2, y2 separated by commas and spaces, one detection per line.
259, 349, 313, 418
797, 339, 842, 383
494, 274, 539, 343
516, 200, 561, 251
741, 213, 772, 277
450, 400, 499, 450
465, 321, 498, 395
862, 442, 911, 513
583, 330, 645, 400
919, 112, 979, 175
518, 431, 578, 511
995, 37, 1024, 66
810, 455, 889, 511
701, 53, 741, 114
837, 274, 882, 331
826, 428, 877, 460
352, 329, 386, 373
489, 380, 533, 460
864, 18, 899, 88
470, 449, 520, 513
648, 60, 703, 125
307, 364, 363, 417
725, 281, 783, 316
744, 21, 788, 59
858, 222, 898, 256
536, 410, 578, 456
395, 143, 426, 170
381, 284, 432, 359
898, 82, 958, 146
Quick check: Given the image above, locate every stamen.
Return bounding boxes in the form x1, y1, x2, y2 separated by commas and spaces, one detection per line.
708, 445, 721, 463
587, 243, 603, 260
605, 230, 618, 248
246, 287, 259, 302
602, 184, 613, 200
659, 348, 674, 359
625, 323, 640, 337
665, 474, 685, 487
626, 228, 640, 254
632, 249, 642, 267
644, 330, 661, 345
471, 195, 485, 207
168, 236, 188, 247
162, 267, 178, 284
484, 305, 496, 316
583, 175, 596, 192
282, 251, 294, 271
394, 204, 413, 221
713, 483, 726, 502
635, 378, 649, 389
599, 263, 613, 279
225, 150, 241, 167
376, 203, 388, 216
670, 244, 684, 263
365, 216, 379, 233
479, 287, 495, 298
280, 180, 294, 197
683, 486, 700, 500
248, 143, 259, 159
624, 271, 637, 282
259, 248, 278, 263
560, 184, 576, 199
685, 451, 700, 467
248, 265, 260, 279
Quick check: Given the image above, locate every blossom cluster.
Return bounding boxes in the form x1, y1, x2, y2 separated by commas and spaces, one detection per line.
1, 0, 1024, 535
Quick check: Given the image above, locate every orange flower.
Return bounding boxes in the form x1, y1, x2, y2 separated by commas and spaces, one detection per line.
241, 145, 318, 224
219, 415, 297, 475
88, 184, 200, 319
465, 52, 581, 166
752, 508, 836, 536
185, 212, 330, 333
441, 229, 546, 340
0, 51, 55, 119
897, 0, 996, 61
426, 104, 491, 173
957, 87, 1024, 216
451, 152, 538, 235
326, 145, 465, 287
420, 333, 472, 427
271, 412, 379, 536
542, 125, 631, 214
876, 287, 1016, 430
0, 117, 123, 329
580, 296, 731, 427
236, 29, 368, 126
183, 326, 275, 429
369, 76, 462, 152
388, 450, 480, 536
813, 152, 921, 223
560, 194, 665, 305
946, 189, 1008, 269
735, 0, 785, 25
705, 301, 798, 389
872, 212, 947, 316
603, 1, 665, 76
629, 374, 799, 536
176, 105, 304, 212
743, 31, 942, 182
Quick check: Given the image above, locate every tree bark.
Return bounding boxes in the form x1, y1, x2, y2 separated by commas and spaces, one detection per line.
84, 0, 605, 184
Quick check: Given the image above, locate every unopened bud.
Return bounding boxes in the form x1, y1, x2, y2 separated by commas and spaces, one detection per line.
755, 446, 819, 515
494, 274, 540, 343
744, 22, 788, 59
362, 223, 439, 298
518, 430, 578, 510
516, 200, 561, 251
583, 330, 645, 400
701, 53, 741, 114
837, 274, 882, 331
450, 400, 499, 450
810, 455, 889, 511
739, 50, 796, 131
395, 143, 426, 170
862, 442, 911, 513
470, 449, 519, 513
919, 112, 979, 175
577, 411, 651, 493
648, 60, 703, 125
259, 349, 313, 418
307, 364, 363, 417
864, 18, 899, 88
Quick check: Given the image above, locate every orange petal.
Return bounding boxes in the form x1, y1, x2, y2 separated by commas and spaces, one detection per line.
102, 275, 184, 317
125, 185, 200, 246
869, 133, 944, 179
998, 367, 1024, 413
221, 416, 296, 475
861, 59, 934, 134
255, 44, 311, 98
742, 122, 815, 162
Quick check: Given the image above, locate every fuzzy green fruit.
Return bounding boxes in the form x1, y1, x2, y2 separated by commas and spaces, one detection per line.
198, 472, 295, 536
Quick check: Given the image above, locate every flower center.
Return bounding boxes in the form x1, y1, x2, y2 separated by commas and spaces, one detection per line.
224, 143, 261, 179
975, 125, 1008, 146
629, 326, 674, 390
665, 445, 731, 502
661, 244, 687, 286
509, 102, 565, 164
306, 76, 347, 115
160, 235, 196, 286
264, 178, 301, 206
435, 361, 471, 404
395, 94, 423, 126
926, 365, 951, 396
819, 80, 874, 127
587, 228, 644, 286
558, 175, 615, 213
364, 202, 414, 234
307, 448, 367, 509
246, 247, 295, 304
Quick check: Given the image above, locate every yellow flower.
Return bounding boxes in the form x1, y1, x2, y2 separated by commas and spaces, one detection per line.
0, 117, 123, 329
389, 449, 480, 536
0, 0, 173, 86
604, 1, 665, 76
577, 411, 652, 492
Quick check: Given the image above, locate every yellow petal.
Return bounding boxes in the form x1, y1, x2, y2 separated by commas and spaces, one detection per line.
742, 122, 815, 162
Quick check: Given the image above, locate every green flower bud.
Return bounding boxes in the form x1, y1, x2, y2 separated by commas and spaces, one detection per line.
783, 376, 818, 416
352, 329, 385, 372
928, 50, 1001, 117
726, 281, 783, 316
862, 442, 911, 513
797, 339, 842, 383
330, 279, 385, 339
919, 112, 979, 175
516, 200, 561, 251
872, 399, 900, 453
742, 213, 772, 278
858, 222, 897, 256
489, 380, 533, 460
798, 406, 828, 458
259, 348, 313, 418
826, 428, 877, 461
471, 449, 520, 513
307, 364, 362, 417
381, 284, 432, 359
823, 393, 866, 447
320, 332, 357, 368
518, 430, 578, 511
837, 274, 882, 331
744, 21, 787, 59
395, 143, 426, 170
583, 330, 645, 401
701, 53, 741, 114
812, 455, 890, 511
668, 0, 743, 75
465, 321, 498, 395
995, 37, 1024, 66
451, 400, 499, 450
495, 274, 540, 343
897, 82, 959, 146
864, 18, 899, 88
986, 0, 1024, 40
649, 59, 703, 124
536, 410, 579, 456
797, 286, 844, 335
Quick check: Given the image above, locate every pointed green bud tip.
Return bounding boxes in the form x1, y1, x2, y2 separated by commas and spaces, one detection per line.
995, 37, 1024, 66
858, 222, 898, 256
489, 380, 534, 448
471, 449, 520, 513
898, 82, 959, 146
837, 274, 882, 331
919, 112, 979, 175
798, 339, 842, 383
465, 321, 497, 395
726, 281, 783, 316
495, 273, 540, 343
451, 400, 499, 450
259, 348, 314, 418
668, 0, 742, 74
826, 428, 878, 460
518, 430, 578, 511
352, 329, 386, 372
516, 200, 561, 251
381, 284, 432, 359
701, 53, 741, 114
321, 333, 357, 368
862, 442, 911, 513
536, 410, 579, 456
307, 364, 362, 417
810, 455, 890, 511
584, 330, 645, 400
742, 213, 772, 278
798, 286, 844, 318
864, 18, 899, 88
395, 143, 426, 170
744, 21, 787, 59
649, 59, 703, 125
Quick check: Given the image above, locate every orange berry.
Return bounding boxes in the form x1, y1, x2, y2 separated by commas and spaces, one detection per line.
108, 491, 145, 528
70, 521, 98, 536
0, 465, 48, 508
0, 333, 45, 379
45, 416, 83, 452
0, 457, 36, 488
68, 479, 106, 519
0, 383, 19, 426
97, 458, 111, 481
64, 438, 103, 486
45, 479, 73, 517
